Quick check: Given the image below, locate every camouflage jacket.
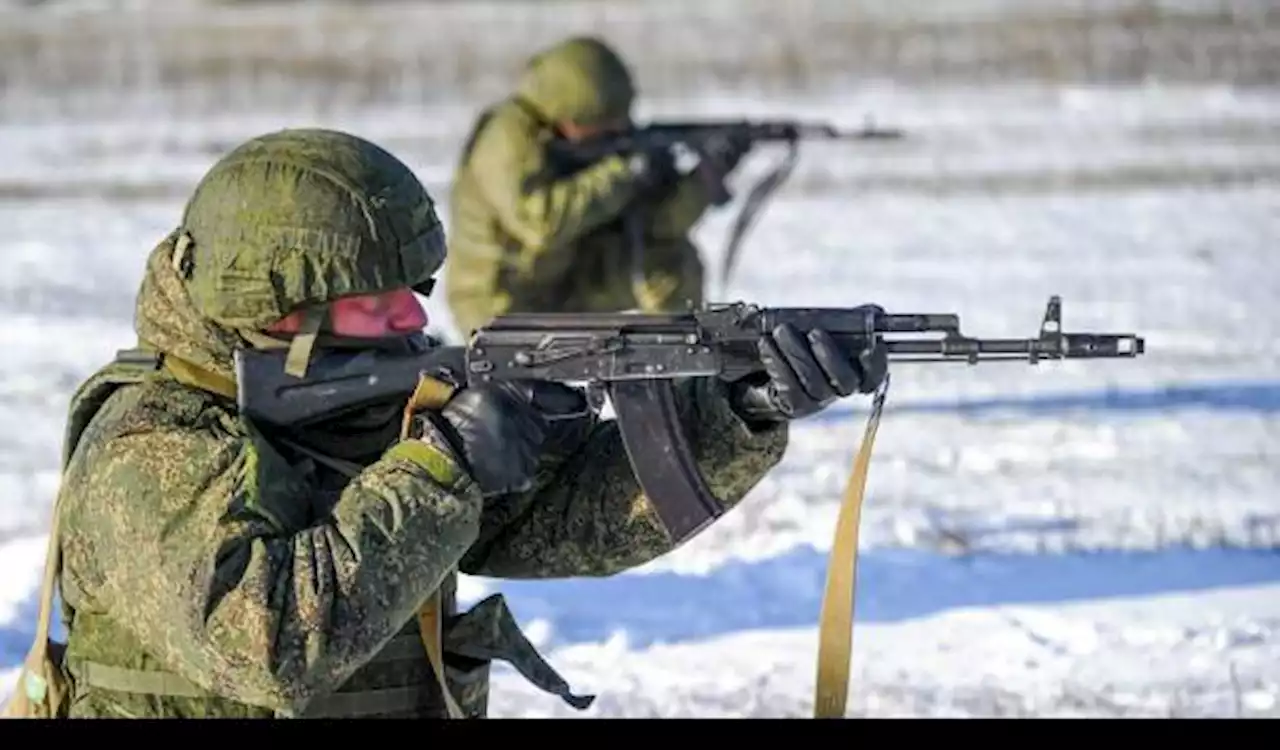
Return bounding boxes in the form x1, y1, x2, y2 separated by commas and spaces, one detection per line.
443, 95, 716, 336
52, 338, 788, 718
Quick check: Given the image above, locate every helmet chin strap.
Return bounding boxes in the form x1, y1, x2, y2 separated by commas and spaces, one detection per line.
284, 306, 327, 378
235, 305, 328, 379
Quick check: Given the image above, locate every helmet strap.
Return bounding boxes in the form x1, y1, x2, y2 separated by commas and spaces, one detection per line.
283, 305, 327, 378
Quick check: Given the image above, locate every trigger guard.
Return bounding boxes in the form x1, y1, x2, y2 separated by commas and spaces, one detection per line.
539, 382, 605, 423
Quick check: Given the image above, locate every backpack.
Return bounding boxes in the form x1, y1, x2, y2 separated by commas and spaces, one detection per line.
1, 351, 161, 718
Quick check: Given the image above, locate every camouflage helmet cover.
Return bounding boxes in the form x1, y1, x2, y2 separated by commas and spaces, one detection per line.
174, 127, 445, 332
515, 36, 636, 126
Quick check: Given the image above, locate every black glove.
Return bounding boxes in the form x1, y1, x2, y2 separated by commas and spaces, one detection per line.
627, 146, 681, 195
415, 381, 590, 497
700, 130, 753, 175
729, 311, 889, 424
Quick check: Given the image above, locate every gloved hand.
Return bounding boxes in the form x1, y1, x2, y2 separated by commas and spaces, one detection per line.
729, 309, 889, 424
700, 129, 753, 175
627, 146, 681, 196
414, 381, 591, 497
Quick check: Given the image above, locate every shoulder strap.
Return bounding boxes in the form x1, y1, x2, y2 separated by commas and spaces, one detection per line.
61, 348, 163, 467
17, 491, 65, 708
456, 101, 506, 172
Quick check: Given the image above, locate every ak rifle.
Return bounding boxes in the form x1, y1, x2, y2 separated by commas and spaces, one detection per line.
546, 117, 906, 296
547, 118, 905, 173
235, 295, 1144, 541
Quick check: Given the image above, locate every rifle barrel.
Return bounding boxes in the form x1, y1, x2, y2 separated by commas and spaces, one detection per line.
882, 334, 1144, 362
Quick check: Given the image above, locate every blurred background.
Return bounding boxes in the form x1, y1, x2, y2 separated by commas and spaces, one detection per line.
1, 0, 1278, 718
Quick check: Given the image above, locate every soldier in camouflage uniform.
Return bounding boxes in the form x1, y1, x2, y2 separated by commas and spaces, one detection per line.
444, 35, 752, 336
50, 128, 887, 718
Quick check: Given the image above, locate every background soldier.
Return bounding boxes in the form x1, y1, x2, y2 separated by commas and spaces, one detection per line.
44, 128, 887, 718
444, 35, 752, 336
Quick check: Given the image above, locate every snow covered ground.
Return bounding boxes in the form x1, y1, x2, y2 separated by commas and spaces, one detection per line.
1, 0, 1279, 719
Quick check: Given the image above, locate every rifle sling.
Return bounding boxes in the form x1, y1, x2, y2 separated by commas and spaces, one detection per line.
9, 470, 66, 712
162, 355, 237, 400
399, 374, 467, 720
813, 373, 889, 719
718, 138, 801, 296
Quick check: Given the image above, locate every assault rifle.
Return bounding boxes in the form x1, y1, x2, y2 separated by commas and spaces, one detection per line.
235, 295, 1143, 541
546, 117, 906, 297
548, 119, 904, 176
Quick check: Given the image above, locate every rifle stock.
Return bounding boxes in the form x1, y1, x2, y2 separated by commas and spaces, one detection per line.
236, 295, 1144, 541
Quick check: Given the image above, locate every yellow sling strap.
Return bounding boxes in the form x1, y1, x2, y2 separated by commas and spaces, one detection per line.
399, 374, 466, 719
1, 492, 69, 717
162, 355, 238, 400
813, 374, 890, 719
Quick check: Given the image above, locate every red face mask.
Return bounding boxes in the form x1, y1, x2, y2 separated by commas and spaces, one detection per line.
265, 288, 429, 338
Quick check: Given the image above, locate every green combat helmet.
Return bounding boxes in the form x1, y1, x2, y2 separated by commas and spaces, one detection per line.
515, 35, 636, 127
165, 127, 446, 379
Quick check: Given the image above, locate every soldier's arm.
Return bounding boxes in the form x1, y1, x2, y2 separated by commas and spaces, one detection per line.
65, 391, 484, 716
645, 174, 715, 240
457, 379, 788, 578
468, 112, 644, 286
